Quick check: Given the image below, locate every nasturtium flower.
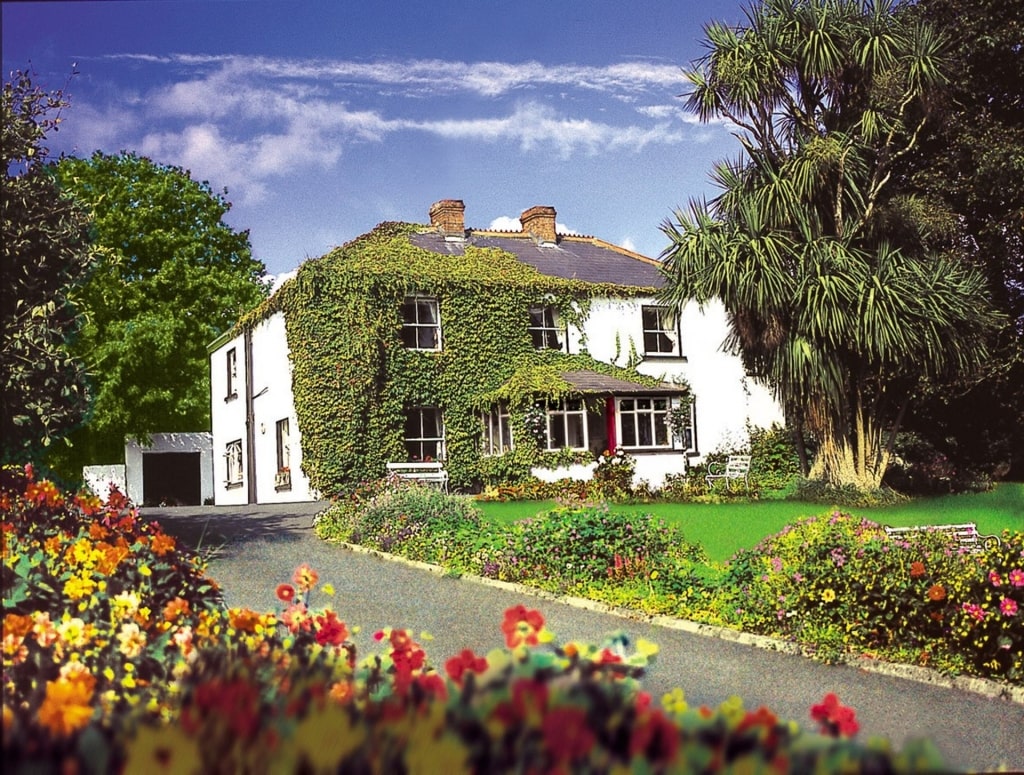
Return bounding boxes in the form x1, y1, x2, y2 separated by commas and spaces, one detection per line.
276, 583, 296, 603
662, 687, 688, 714
37, 676, 95, 737
292, 564, 319, 592
810, 692, 860, 738
501, 604, 546, 648
445, 648, 488, 684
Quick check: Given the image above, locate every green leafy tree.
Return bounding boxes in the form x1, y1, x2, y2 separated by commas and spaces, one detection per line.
1, 70, 93, 465
894, 0, 1024, 480
50, 152, 269, 474
659, 0, 1001, 490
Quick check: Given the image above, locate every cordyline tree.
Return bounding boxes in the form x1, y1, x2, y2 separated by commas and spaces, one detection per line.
1, 70, 93, 465
658, 0, 1002, 489
48, 152, 270, 476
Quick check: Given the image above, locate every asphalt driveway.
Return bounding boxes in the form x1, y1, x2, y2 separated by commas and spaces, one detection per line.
145, 502, 1024, 772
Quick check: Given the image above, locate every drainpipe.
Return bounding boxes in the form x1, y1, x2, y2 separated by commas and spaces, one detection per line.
244, 328, 257, 504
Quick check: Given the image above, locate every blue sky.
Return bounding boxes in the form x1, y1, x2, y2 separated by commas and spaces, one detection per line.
4, 0, 750, 282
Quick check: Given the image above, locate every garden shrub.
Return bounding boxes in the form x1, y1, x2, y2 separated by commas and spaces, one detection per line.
2, 468, 948, 773
718, 512, 1024, 682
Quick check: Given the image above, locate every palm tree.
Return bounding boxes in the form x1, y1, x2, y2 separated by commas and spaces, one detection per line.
659, 0, 1000, 489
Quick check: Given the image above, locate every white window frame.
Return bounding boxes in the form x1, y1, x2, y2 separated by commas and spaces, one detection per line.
641, 305, 680, 356
401, 294, 442, 351
226, 347, 238, 400
543, 398, 588, 451
671, 398, 697, 453
617, 397, 672, 449
480, 403, 513, 456
225, 439, 243, 487
275, 418, 291, 472
528, 305, 563, 351
404, 406, 445, 462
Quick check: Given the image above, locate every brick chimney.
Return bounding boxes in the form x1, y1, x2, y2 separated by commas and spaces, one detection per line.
520, 205, 558, 245
429, 199, 466, 238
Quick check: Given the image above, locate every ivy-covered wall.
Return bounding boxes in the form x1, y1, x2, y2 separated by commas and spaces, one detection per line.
240, 222, 676, 496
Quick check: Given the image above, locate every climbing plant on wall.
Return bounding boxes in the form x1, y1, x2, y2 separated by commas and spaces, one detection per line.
238, 222, 687, 495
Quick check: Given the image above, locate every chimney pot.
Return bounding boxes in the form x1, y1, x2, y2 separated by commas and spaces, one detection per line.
520, 205, 558, 245
429, 199, 466, 238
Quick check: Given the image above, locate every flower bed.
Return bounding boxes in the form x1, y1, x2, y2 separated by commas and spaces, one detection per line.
3, 465, 948, 771
315, 477, 1024, 685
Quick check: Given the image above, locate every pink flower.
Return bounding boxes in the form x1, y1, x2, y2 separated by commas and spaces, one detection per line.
961, 602, 987, 622
1009, 569, 1024, 588
1000, 598, 1018, 617
989, 571, 1003, 587
810, 693, 860, 738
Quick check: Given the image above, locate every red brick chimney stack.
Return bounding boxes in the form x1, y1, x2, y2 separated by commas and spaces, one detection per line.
429, 199, 466, 238
520, 205, 558, 245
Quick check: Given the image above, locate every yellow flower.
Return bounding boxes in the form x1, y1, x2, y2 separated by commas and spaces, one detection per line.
662, 687, 688, 714
63, 573, 97, 601
138, 565, 152, 577
821, 589, 837, 603
123, 722, 204, 775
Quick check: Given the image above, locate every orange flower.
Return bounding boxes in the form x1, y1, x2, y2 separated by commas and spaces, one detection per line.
927, 584, 946, 602
163, 597, 190, 622
228, 608, 262, 633
37, 677, 95, 737
909, 561, 926, 578
150, 532, 176, 556
292, 564, 319, 592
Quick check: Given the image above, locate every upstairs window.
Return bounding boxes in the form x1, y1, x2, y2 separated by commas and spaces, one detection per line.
480, 403, 513, 456
225, 439, 243, 487
641, 306, 679, 356
405, 406, 445, 461
543, 398, 588, 451
226, 348, 238, 400
617, 397, 671, 449
401, 295, 441, 351
529, 305, 562, 350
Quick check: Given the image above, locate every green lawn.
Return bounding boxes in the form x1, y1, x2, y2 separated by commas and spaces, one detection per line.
474, 483, 1024, 563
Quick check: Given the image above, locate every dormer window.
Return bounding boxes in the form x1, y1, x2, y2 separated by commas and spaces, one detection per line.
641, 305, 680, 356
401, 295, 442, 351
529, 305, 563, 350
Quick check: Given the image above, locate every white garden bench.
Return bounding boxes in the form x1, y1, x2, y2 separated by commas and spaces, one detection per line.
385, 461, 449, 492
705, 455, 752, 493
883, 523, 1001, 553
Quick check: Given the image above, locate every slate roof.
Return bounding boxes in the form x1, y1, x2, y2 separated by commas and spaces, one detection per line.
408, 230, 667, 289
559, 370, 684, 396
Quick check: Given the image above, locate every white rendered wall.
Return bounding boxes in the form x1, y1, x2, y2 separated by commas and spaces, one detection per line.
209, 313, 318, 505
578, 296, 784, 464
82, 464, 126, 503
210, 330, 249, 505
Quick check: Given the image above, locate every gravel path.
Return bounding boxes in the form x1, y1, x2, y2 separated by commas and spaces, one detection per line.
145, 502, 1024, 773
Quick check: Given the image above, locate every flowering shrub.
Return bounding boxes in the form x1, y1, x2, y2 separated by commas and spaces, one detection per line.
719, 512, 1024, 681
591, 447, 635, 498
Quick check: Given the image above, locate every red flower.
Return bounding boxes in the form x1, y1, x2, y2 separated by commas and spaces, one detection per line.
493, 679, 549, 727
314, 610, 349, 646
276, 584, 296, 603
810, 693, 860, 738
445, 648, 488, 684
542, 707, 595, 762
909, 561, 926, 578
501, 604, 545, 648
927, 584, 946, 602
629, 708, 680, 764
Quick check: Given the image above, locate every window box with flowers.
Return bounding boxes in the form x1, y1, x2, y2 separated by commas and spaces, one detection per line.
274, 467, 292, 491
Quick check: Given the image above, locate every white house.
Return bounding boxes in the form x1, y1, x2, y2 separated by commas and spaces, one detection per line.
208, 200, 783, 504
